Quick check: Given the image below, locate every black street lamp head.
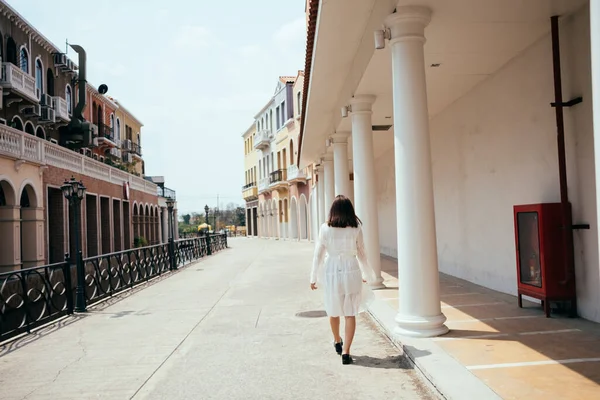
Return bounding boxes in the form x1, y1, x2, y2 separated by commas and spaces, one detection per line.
204, 205, 209, 214
166, 198, 175, 209
61, 176, 86, 200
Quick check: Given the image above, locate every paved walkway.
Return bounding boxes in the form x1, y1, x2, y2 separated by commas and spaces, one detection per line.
0, 238, 438, 400
372, 256, 600, 400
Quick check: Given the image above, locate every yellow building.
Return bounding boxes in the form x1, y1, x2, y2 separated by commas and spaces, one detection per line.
109, 97, 145, 176
242, 72, 312, 241
242, 124, 258, 236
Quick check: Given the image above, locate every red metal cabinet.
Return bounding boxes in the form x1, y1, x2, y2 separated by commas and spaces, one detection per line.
513, 203, 576, 317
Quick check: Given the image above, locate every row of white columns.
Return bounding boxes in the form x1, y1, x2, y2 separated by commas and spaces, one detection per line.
311, 6, 448, 337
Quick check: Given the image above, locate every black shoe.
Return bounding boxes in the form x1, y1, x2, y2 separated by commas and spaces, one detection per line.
334, 341, 343, 355
342, 354, 353, 365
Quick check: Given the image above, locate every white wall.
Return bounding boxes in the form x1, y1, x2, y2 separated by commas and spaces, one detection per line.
372, 6, 600, 322
429, 5, 599, 322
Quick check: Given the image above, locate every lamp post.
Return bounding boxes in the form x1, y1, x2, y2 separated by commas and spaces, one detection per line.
166, 198, 176, 270
61, 176, 87, 313
204, 205, 212, 255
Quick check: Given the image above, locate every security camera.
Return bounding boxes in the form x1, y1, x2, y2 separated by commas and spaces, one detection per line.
374, 28, 390, 50
341, 106, 348, 118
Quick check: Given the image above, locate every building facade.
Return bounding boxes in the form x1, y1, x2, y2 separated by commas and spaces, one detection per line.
299, 0, 600, 335
0, 0, 176, 272
242, 72, 313, 240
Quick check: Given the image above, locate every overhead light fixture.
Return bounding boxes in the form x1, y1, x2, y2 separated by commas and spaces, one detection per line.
374, 28, 391, 50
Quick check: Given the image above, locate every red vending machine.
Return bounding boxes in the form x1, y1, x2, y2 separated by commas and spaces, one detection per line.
513, 203, 576, 317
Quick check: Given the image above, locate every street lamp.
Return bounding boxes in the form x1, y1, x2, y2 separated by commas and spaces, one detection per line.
204, 205, 212, 255
204, 205, 210, 233
166, 198, 175, 240
61, 176, 87, 313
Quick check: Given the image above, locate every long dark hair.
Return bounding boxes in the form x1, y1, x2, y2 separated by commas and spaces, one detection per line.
327, 195, 362, 228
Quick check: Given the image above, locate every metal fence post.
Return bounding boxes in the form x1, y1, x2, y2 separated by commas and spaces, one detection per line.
168, 238, 177, 270
206, 233, 212, 256
63, 253, 74, 314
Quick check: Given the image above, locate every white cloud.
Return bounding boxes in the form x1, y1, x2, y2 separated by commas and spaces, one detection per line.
173, 25, 214, 49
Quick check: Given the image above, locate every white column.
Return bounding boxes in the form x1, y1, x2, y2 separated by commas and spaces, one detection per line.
386, 7, 448, 337
316, 166, 325, 226
349, 95, 385, 289
591, 0, 600, 288
323, 153, 335, 211
331, 132, 352, 199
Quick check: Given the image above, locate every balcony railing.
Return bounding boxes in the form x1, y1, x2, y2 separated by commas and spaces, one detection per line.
157, 186, 176, 200
0, 62, 37, 103
98, 123, 115, 143
242, 182, 258, 200
258, 177, 270, 192
131, 142, 142, 156
242, 182, 256, 190
287, 164, 307, 182
0, 124, 158, 195
253, 130, 273, 150
269, 169, 286, 184
53, 96, 70, 122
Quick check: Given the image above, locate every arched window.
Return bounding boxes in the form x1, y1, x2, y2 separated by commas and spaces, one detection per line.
46, 68, 55, 96
92, 102, 97, 124
116, 118, 121, 141
12, 116, 23, 131
19, 47, 29, 73
110, 114, 114, 129
35, 126, 45, 139
97, 105, 103, 126
66, 85, 72, 114
6, 37, 16, 65
270, 110, 273, 132
24, 122, 35, 136
289, 139, 294, 165
297, 92, 302, 115
35, 59, 43, 97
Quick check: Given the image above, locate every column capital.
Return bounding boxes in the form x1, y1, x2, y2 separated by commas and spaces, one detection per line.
384, 6, 431, 44
349, 95, 376, 114
330, 131, 351, 143
321, 153, 334, 163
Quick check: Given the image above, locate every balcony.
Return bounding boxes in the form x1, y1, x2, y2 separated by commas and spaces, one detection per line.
0, 62, 38, 103
0, 123, 157, 196
131, 142, 142, 159
52, 96, 70, 122
97, 123, 116, 147
242, 182, 258, 201
258, 177, 270, 193
287, 164, 307, 183
253, 130, 273, 150
157, 186, 176, 200
269, 169, 288, 191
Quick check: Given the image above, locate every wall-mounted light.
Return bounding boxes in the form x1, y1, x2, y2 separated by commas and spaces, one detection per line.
341, 104, 352, 118
374, 28, 391, 50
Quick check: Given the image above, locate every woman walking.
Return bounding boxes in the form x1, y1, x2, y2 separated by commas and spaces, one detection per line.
310, 195, 374, 365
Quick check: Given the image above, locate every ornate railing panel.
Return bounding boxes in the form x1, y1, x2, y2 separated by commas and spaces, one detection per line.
0, 261, 71, 342
0, 234, 228, 342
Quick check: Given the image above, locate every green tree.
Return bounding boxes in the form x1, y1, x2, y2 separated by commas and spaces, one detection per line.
182, 214, 191, 225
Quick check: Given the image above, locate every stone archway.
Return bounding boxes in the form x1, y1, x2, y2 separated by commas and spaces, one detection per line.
290, 197, 299, 240
0, 179, 19, 271
19, 183, 43, 268
300, 194, 309, 240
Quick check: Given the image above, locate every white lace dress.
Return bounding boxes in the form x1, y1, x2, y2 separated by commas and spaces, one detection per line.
310, 223, 374, 317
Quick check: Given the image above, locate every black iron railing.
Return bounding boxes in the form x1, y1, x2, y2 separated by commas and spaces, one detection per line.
270, 169, 285, 184
157, 186, 176, 200
131, 142, 142, 156
0, 234, 227, 342
242, 182, 256, 190
98, 123, 114, 141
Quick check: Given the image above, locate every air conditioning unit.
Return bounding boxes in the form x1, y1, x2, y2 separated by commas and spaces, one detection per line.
40, 94, 53, 107
40, 107, 55, 123
20, 104, 41, 117
67, 59, 75, 72
54, 53, 67, 68
122, 139, 132, 151
123, 153, 133, 163
110, 148, 121, 158
0, 87, 3, 109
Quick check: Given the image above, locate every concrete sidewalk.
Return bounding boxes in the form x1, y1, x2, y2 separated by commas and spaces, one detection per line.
369, 255, 600, 400
0, 238, 439, 400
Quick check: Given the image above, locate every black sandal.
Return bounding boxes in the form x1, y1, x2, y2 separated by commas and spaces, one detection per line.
342, 354, 353, 365
334, 340, 343, 355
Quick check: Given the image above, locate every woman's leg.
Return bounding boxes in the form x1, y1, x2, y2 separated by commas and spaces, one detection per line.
343, 316, 356, 354
329, 317, 342, 342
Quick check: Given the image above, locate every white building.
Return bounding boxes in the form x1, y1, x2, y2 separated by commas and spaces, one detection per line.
299, 0, 600, 336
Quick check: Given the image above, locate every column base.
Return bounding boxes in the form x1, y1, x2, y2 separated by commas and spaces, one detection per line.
394, 312, 449, 338
369, 278, 386, 290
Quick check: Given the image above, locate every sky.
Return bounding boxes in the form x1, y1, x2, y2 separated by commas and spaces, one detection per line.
7, 0, 306, 213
